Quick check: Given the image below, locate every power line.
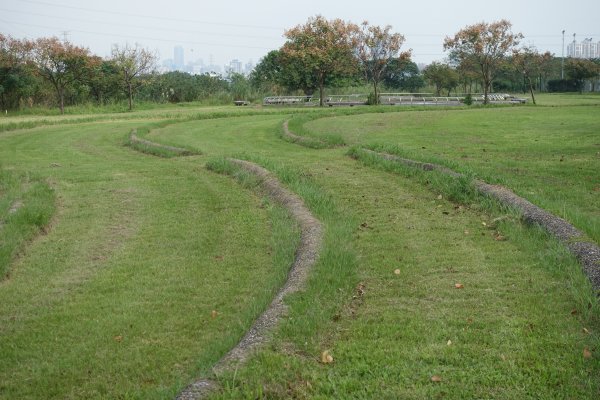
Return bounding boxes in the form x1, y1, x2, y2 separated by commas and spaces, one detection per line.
0, 19, 277, 51
17, 0, 284, 31
0, 7, 283, 41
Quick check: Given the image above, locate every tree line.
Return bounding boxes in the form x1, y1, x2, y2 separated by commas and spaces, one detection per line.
2, 18, 600, 112
253, 17, 600, 105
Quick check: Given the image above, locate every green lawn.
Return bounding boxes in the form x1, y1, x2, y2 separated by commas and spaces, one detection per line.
0, 100, 598, 399
302, 105, 600, 244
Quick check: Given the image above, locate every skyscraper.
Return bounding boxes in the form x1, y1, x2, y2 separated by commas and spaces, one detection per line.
174, 46, 184, 71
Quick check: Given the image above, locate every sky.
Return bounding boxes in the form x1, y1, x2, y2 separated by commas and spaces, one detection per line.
1, 0, 599, 68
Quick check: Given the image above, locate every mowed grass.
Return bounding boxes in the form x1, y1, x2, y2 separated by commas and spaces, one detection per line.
0, 100, 598, 399
146, 110, 599, 398
0, 120, 299, 398
0, 168, 55, 278
303, 105, 600, 244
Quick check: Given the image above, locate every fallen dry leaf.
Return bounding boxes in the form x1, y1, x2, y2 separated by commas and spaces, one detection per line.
431, 375, 442, 382
114, 335, 123, 343
321, 350, 334, 364
394, 269, 401, 275
455, 283, 464, 289
570, 309, 578, 315
583, 347, 592, 359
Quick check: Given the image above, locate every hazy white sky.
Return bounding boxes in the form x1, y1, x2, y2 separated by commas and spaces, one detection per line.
1, 0, 599, 67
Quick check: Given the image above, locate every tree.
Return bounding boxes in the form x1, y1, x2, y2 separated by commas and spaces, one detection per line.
228, 73, 250, 101
31, 37, 93, 114
355, 21, 408, 104
0, 34, 36, 110
249, 50, 284, 93
512, 46, 553, 104
250, 49, 318, 95
86, 58, 122, 105
565, 58, 599, 93
383, 58, 424, 92
444, 20, 523, 104
281, 15, 358, 106
111, 44, 157, 110
423, 62, 458, 96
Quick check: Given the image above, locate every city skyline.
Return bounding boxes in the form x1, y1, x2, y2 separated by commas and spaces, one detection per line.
1, 0, 599, 69
157, 45, 255, 75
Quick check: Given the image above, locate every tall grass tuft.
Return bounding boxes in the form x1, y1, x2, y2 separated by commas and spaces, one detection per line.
0, 168, 55, 278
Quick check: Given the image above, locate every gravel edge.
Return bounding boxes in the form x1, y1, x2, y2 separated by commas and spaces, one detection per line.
129, 131, 196, 156
360, 148, 600, 292
176, 159, 323, 399
282, 120, 327, 147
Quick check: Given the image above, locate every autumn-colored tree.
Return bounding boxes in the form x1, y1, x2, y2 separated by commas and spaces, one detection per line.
111, 44, 157, 110
31, 37, 93, 114
282, 15, 358, 106
444, 20, 523, 104
423, 62, 458, 96
512, 47, 553, 104
355, 21, 409, 104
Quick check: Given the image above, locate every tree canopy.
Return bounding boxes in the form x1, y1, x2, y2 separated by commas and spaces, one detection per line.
111, 44, 157, 110
355, 21, 408, 104
281, 15, 359, 106
444, 20, 523, 104
31, 37, 94, 114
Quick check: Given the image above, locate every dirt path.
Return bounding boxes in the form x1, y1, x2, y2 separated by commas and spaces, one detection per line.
176, 159, 323, 399
129, 130, 196, 156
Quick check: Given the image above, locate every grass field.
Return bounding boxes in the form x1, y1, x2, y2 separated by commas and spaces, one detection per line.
0, 96, 598, 399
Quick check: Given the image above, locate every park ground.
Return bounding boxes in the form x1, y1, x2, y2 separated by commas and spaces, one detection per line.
0, 93, 599, 399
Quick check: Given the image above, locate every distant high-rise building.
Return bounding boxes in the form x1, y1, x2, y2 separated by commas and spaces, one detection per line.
567, 37, 600, 59
174, 46, 184, 70
244, 60, 254, 75
227, 59, 243, 75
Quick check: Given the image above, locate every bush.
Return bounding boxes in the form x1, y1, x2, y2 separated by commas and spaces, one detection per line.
547, 79, 580, 92
463, 93, 473, 106
367, 92, 377, 105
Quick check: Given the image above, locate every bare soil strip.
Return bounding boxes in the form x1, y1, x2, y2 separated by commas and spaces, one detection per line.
360, 148, 600, 292
282, 120, 328, 147
129, 131, 197, 156
176, 159, 323, 399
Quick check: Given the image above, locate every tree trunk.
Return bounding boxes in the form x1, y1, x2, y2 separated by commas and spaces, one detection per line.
483, 78, 490, 105
318, 75, 324, 107
527, 77, 536, 105
128, 81, 133, 111
373, 81, 379, 105
50, 78, 65, 115
60, 88, 65, 114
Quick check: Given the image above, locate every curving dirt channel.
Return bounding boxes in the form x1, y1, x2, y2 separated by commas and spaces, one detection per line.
176, 159, 323, 399
360, 148, 600, 292
282, 120, 329, 147
129, 131, 197, 156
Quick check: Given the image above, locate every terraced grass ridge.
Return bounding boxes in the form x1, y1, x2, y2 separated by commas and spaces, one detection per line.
0, 94, 598, 399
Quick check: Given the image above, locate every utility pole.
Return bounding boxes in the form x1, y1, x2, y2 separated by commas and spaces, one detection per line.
561, 30, 565, 79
